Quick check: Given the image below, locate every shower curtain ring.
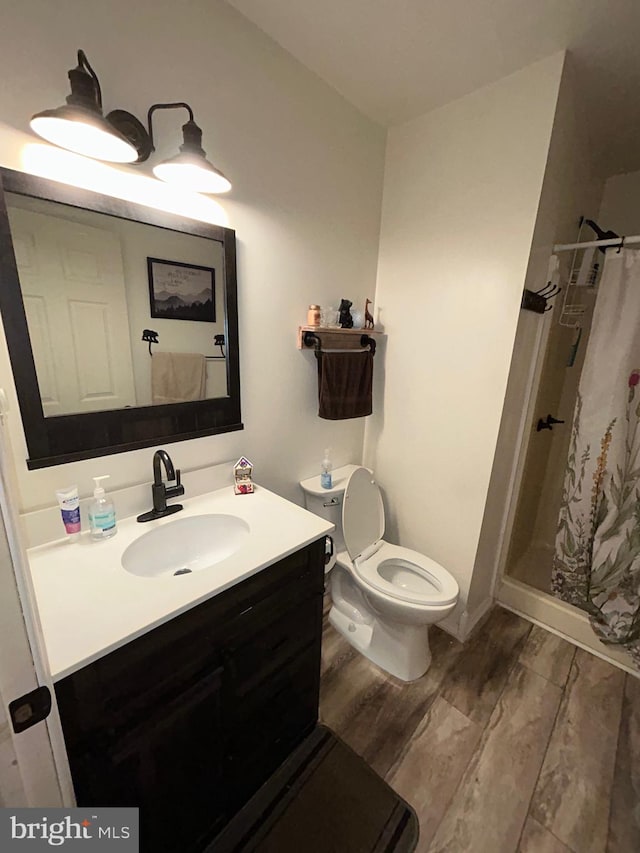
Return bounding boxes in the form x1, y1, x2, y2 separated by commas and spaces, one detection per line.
617, 236, 626, 253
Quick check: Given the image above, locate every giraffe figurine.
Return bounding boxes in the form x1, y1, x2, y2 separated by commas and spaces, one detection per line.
364, 298, 375, 330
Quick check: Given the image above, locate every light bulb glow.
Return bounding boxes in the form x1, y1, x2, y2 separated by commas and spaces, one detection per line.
153, 161, 231, 194
21, 142, 229, 227
30, 115, 138, 163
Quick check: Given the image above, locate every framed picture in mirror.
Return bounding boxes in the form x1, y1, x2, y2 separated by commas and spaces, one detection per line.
147, 257, 216, 323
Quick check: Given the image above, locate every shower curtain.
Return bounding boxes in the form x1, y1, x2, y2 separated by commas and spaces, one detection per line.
552, 248, 640, 668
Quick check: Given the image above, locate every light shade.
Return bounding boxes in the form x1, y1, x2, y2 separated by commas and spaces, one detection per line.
31, 105, 138, 163
153, 155, 231, 194
152, 117, 231, 194
30, 51, 140, 164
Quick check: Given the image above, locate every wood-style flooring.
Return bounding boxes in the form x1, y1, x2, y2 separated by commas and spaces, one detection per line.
319, 604, 640, 853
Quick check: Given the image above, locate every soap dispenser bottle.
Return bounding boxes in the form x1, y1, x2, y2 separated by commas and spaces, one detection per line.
88, 475, 117, 541
321, 448, 333, 489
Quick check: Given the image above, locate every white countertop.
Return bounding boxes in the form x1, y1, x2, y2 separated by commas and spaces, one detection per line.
27, 485, 333, 681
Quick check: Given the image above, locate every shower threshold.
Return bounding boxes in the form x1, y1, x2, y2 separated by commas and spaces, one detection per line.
498, 575, 639, 677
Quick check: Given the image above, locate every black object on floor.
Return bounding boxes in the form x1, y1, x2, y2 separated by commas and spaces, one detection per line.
208, 725, 418, 853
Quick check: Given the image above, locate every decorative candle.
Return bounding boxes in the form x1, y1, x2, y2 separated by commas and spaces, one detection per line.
307, 305, 321, 326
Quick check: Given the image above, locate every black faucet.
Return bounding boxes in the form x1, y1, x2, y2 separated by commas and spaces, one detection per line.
137, 449, 185, 522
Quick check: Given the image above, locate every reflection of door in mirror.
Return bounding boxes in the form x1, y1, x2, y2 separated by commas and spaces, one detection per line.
8, 205, 137, 417
6, 193, 229, 418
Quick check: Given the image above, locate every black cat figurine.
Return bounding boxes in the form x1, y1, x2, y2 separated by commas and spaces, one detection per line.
339, 299, 353, 329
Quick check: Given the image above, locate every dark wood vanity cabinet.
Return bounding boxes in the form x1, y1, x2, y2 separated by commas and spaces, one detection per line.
55, 539, 325, 853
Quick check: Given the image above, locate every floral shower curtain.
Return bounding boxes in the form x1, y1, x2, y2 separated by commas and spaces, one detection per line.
552, 248, 640, 668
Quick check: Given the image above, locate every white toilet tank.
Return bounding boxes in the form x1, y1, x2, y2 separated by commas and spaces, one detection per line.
299, 464, 360, 558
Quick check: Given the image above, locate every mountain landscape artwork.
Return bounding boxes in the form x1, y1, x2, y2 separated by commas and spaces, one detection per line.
148, 257, 216, 322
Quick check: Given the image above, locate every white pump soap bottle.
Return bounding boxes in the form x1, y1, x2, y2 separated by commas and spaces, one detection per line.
88, 475, 117, 541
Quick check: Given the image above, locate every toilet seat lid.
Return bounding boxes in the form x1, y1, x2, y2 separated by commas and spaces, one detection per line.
342, 466, 384, 560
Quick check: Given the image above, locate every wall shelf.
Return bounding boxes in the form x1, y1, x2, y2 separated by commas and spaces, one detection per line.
296, 326, 382, 351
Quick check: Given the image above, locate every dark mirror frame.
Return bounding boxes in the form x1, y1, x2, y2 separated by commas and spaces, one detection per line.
0, 167, 242, 469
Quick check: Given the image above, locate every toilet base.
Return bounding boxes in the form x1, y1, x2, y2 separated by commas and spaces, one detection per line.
329, 605, 432, 682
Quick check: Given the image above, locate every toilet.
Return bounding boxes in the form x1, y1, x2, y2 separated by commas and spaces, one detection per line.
300, 464, 459, 681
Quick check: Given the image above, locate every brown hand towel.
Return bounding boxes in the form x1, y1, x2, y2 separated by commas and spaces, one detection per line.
151, 351, 206, 404
317, 351, 373, 419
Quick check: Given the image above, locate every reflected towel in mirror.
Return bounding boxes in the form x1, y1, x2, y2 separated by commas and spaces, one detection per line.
151, 352, 206, 404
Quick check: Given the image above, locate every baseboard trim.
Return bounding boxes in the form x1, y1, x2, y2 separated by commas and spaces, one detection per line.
457, 597, 494, 642
437, 597, 495, 643
436, 611, 462, 641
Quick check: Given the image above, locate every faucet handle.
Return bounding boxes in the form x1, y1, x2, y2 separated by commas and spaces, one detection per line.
167, 468, 185, 498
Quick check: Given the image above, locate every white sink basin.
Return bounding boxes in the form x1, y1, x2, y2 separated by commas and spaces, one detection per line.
121, 514, 250, 578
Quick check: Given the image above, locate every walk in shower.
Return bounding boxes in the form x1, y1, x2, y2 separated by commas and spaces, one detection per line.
502, 226, 640, 671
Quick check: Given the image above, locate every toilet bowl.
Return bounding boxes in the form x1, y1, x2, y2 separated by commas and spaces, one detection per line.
300, 465, 459, 681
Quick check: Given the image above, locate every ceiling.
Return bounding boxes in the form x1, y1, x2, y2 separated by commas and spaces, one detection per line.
226, 0, 640, 175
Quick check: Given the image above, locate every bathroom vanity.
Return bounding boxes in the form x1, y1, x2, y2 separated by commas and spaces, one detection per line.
27, 485, 332, 853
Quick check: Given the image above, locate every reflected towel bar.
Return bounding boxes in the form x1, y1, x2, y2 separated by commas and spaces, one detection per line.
141, 329, 226, 359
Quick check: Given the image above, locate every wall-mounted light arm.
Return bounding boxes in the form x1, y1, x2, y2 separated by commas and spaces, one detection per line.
107, 102, 200, 165
146, 102, 193, 148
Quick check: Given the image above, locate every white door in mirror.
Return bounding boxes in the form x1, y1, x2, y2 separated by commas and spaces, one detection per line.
7, 204, 137, 416
121, 514, 250, 578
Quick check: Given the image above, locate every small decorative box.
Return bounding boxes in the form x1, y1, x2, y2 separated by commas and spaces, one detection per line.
234, 457, 254, 494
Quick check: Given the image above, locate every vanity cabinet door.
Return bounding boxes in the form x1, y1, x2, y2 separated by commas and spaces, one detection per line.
225, 639, 321, 811
224, 579, 322, 695
223, 590, 324, 811
72, 667, 225, 853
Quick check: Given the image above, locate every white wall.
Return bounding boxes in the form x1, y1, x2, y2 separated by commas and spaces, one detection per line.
599, 169, 640, 235
0, 0, 385, 511
363, 54, 567, 632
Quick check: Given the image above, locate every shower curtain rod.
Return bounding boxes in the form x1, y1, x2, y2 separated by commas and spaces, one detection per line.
553, 234, 640, 252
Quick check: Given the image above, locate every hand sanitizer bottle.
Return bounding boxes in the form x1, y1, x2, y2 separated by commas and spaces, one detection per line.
321, 449, 333, 489
89, 475, 117, 540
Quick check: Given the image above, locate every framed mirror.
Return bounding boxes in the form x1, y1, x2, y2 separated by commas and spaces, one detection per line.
0, 167, 242, 469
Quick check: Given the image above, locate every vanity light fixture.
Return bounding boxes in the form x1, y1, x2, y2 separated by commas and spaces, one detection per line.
30, 50, 232, 193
